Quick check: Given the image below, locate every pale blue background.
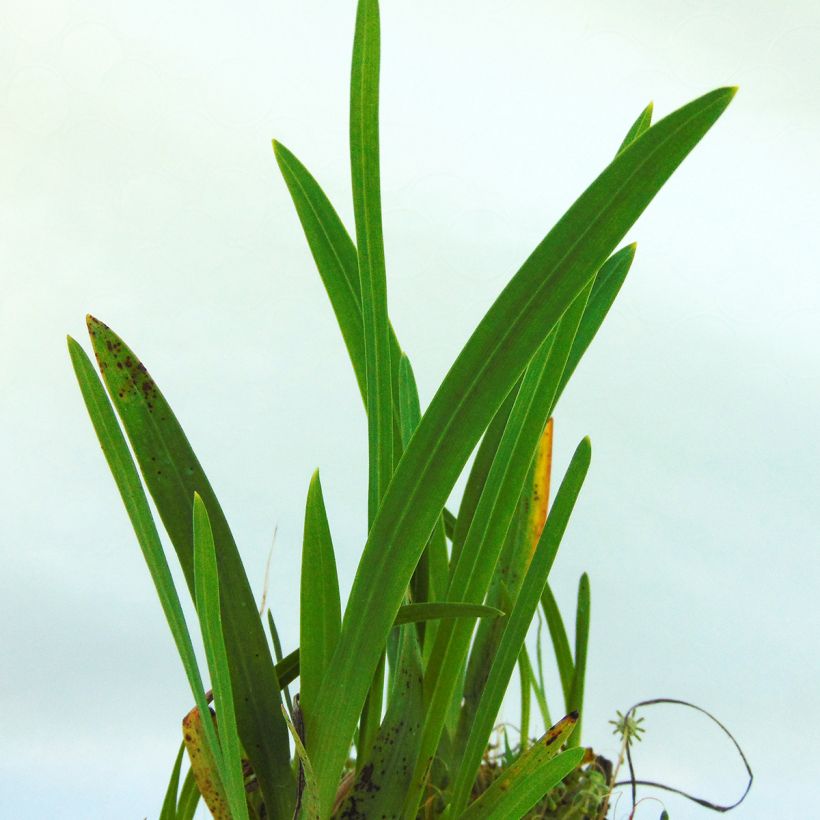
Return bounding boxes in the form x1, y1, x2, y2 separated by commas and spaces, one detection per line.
1, 1, 818, 817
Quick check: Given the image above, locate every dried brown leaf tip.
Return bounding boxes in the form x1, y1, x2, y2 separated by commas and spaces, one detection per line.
544, 711, 578, 747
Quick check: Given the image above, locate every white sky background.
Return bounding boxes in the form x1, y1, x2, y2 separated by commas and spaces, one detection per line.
1, 0, 818, 817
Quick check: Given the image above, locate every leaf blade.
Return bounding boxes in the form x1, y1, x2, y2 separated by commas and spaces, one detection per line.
295, 87, 736, 813
449, 438, 592, 815
193, 495, 250, 820
83, 318, 294, 817
68, 337, 227, 810
567, 572, 591, 748
300, 470, 342, 733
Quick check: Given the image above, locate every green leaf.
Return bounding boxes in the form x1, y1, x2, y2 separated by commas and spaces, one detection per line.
526, 639, 551, 730
393, 602, 504, 626
159, 742, 185, 820
451, 385, 518, 575
335, 621, 424, 819
83, 318, 293, 817
567, 573, 591, 748
457, 416, 554, 764
540, 583, 574, 711
617, 101, 654, 155
193, 494, 250, 820
271, 600, 496, 698
399, 355, 430, 622
300, 470, 342, 737
271, 140, 404, 456
350, 0, 393, 768
175, 766, 201, 820
449, 438, 592, 815
519, 648, 532, 751
552, 245, 635, 408
267, 610, 293, 714
67, 337, 226, 808
411, 282, 591, 814
351, 0, 392, 523
300, 89, 736, 811
274, 647, 299, 690
458, 717, 584, 820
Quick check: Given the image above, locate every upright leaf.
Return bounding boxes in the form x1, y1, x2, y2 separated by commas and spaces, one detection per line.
409, 284, 591, 814
540, 583, 574, 711
351, 0, 392, 522
273, 140, 407, 464
457, 416, 554, 759
175, 767, 201, 820
306, 87, 736, 814
451, 385, 518, 575
68, 338, 227, 811
300, 470, 342, 732
84, 318, 293, 818
552, 246, 635, 408
399, 354, 448, 650
567, 573, 591, 748
449, 438, 592, 815
335, 619, 424, 819
350, 0, 393, 766
193, 494, 250, 820
159, 743, 185, 820
617, 101, 654, 155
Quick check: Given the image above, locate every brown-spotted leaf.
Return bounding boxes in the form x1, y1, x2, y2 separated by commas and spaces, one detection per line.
182, 706, 230, 820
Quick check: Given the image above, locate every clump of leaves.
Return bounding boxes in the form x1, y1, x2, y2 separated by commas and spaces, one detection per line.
68, 1, 735, 817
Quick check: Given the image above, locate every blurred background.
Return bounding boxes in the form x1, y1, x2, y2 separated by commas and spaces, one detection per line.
2, 0, 818, 816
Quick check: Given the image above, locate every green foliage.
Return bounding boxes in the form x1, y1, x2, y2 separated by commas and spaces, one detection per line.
68, 1, 734, 817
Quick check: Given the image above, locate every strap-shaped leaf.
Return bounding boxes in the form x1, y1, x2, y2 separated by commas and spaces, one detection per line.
458, 715, 584, 820
84, 318, 293, 818
552, 245, 635, 407
408, 283, 591, 814
159, 742, 185, 820
272, 140, 403, 454
393, 602, 504, 626
451, 384, 519, 577
193, 495, 250, 820
540, 583, 574, 710
455, 416, 555, 770
301, 87, 735, 813
271, 601, 499, 688
300, 470, 342, 735
566, 572, 591, 748
267, 610, 294, 714
351, 0, 392, 524
449, 437, 592, 815
68, 338, 226, 808
399, 354, 449, 651
175, 766, 201, 820
617, 101, 654, 155
335, 610, 425, 818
